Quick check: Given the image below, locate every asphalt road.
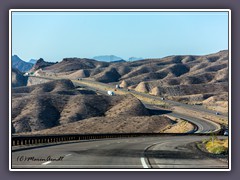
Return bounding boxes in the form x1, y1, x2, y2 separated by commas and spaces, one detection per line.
144, 104, 220, 133
74, 78, 228, 118
12, 136, 228, 169
29, 76, 228, 118
26, 76, 222, 133
74, 80, 221, 134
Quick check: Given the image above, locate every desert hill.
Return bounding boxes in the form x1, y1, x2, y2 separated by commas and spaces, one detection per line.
22, 115, 173, 135
30, 58, 56, 72
12, 79, 173, 134
44, 58, 109, 73
41, 50, 228, 111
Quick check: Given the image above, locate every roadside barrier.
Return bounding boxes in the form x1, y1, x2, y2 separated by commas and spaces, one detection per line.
12, 132, 221, 146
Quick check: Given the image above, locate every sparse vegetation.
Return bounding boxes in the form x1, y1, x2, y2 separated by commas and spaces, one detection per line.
161, 117, 194, 133
202, 137, 228, 154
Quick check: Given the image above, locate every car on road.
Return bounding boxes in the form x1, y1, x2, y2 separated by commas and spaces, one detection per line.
215, 112, 220, 115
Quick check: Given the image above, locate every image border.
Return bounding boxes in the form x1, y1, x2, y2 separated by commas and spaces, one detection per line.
9, 9, 231, 172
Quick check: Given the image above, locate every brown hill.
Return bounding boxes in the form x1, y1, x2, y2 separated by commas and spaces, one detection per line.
44, 58, 109, 73
30, 58, 56, 72
12, 79, 75, 94
94, 67, 121, 83
150, 87, 161, 96
105, 95, 149, 117
31, 50, 228, 105
12, 80, 153, 133
120, 80, 128, 88
24, 115, 174, 135
64, 69, 91, 79
135, 82, 150, 93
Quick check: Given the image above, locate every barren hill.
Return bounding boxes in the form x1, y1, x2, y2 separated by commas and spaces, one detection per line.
12, 79, 173, 134
24, 115, 173, 135
21, 50, 229, 113
44, 58, 109, 73
30, 58, 56, 72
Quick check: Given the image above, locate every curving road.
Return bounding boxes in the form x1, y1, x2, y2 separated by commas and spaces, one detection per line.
26, 76, 223, 133
12, 136, 228, 169
29, 76, 228, 118
12, 76, 228, 169
73, 80, 222, 134
144, 104, 221, 134
73, 78, 228, 118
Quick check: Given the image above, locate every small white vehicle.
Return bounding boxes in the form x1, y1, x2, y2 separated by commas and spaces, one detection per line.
107, 90, 114, 96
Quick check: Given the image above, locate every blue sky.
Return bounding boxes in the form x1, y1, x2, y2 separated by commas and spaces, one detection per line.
12, 11, 229, 62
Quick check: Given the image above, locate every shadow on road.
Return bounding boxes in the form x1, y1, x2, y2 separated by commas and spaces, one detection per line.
70, 148, 206, 160
148, 108, 172, 115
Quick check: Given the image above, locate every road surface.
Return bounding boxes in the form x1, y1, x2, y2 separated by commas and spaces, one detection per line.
74, 80, 221, 134
12, 136, 228, 169
74, 78, 228, 118
144, 104, 220, 134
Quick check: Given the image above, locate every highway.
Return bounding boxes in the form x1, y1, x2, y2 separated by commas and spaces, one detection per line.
74, 78, 228, 119
73, 80, 222, 134
144, 104, 221, 133
11, 76, 228, 169
29, 76, 228, 118
12, 136, 228, 169
27, 76, 223, 133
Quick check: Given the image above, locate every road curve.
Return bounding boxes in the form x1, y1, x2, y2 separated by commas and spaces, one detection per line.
29, 76, 228, 118
144, 104, 221, 134
74, 80, 222, 134
74, 78, 228, 118
28, 76, 222, 134
12, 136, 228, 169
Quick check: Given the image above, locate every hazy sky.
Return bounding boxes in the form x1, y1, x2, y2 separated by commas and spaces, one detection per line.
11, 11, 229, 62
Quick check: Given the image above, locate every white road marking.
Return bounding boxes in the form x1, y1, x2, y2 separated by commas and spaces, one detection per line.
140, 157, 149, 168
41, 161, 52, 165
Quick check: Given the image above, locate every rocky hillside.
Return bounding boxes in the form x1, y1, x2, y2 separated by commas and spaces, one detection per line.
29, 58, 56, 72
44, 58, 109, 73
12, 55, 33, 72
23, 115, 173, 135
45, 50, 228, 100
12, 79, 173, 134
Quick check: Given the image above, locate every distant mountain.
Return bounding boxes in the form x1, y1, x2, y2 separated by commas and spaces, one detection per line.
12, 55, 33, 72
93, 55, 124, 62
128, 57, 143, 61
28, 59, 37, 64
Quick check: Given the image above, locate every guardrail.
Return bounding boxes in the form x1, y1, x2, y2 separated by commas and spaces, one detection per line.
12, 132, 222, 147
